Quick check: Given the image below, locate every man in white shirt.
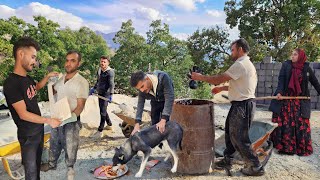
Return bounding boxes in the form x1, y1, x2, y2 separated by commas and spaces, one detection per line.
41, 50, 89, 180
191, 38, 263, 176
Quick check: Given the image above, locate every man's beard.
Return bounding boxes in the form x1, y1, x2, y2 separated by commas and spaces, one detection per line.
22, 62, 33, 72
65, 67, 77, 74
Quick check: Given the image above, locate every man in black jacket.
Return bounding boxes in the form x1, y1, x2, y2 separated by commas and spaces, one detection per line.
91, 55, 115, 138
130, 70, 174, 135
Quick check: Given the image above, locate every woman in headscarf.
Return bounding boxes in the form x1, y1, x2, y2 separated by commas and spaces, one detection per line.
269, 48, 320, 156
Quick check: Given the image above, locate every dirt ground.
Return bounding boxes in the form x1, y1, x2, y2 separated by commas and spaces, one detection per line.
0, 94, 319, 180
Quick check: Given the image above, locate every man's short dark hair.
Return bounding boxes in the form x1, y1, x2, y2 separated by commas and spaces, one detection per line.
66, 50, 82, 61
130, 71, 146, 87
231, 38, 250, 53
100, 55, 110, 61
13, 37, 40, 59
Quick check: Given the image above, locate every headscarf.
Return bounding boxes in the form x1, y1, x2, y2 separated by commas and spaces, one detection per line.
288, 48, 307, 96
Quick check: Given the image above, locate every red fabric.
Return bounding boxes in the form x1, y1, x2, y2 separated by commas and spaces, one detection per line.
288, 49, 307, 96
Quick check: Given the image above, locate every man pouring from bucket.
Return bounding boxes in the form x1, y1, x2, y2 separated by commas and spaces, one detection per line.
190, 38, 264, 176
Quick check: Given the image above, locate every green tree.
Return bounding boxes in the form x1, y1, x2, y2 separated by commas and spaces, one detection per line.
112, 20, 148, 94
187, 26, 231, 75
224, 0, 320, 61
0, 16, 110, 101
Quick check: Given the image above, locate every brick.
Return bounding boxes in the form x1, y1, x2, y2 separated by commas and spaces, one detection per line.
257, 70, 266, 76
254, 63, 261, 70
273, 63, 282, 70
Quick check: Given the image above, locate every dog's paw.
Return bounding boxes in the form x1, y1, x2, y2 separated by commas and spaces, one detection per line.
171, 167, 177, 173
135, 172, 142, 178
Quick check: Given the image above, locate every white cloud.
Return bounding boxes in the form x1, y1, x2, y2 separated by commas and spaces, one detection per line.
0, 1, 239, 40
172, 33, 190, 40
133, 7, 162, 21
0, 3, 112, 33
164, 0, 206, 11
0, 5, 15, 19
206, 10, 224, 18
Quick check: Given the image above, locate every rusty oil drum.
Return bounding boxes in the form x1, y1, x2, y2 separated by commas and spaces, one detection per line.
171, 99, 214, 174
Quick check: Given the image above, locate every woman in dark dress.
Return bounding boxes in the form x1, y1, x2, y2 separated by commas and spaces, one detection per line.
269, 48, 320, 156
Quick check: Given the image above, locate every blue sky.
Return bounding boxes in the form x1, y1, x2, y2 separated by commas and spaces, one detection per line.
0, 0, 239, 40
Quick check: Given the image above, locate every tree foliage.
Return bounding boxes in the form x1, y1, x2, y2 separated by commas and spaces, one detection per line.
225, 0, 320, 61
112, 20, 207, 98
0, 16, 110, 101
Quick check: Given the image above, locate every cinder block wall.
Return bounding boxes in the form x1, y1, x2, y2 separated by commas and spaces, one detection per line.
254, 62, 320, 110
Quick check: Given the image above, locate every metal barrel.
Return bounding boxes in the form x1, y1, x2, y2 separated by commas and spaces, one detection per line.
171, 99, 214, 174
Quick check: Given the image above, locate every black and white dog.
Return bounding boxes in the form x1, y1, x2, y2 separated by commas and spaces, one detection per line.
112, 121, 183, 177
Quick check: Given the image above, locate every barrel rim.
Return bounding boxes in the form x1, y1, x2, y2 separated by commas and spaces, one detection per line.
174, 98, 214, 106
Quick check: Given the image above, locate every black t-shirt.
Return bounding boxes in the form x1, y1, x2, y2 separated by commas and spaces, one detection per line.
3, 73, 43, 136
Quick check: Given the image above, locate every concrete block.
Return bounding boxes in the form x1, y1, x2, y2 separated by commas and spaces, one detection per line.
312, 63, 320, 69
314, 70, 320, 76
258, 76, 266, 82
265, 82, 273, 88
257, 87, 265, 93
266, 63, 274, 70
264, 100, 271, 105
260, 63, 267, 70
257, 92, 265, 97
273, 70, 280, 76
258, 82, 265, 88
254, 63, 261, 70
257, 70, 266, 76
273, 63, 282, 70
263, 57, 272, 63
265, 88, 273, 94
311, 103, 316, 109
265, 70, 273, 76
265, 76, 273, 81
316, 102, 320, 110
272, 82, 278, 88
311, 96, 317, 103
256, 100, 265, 104
311, 90, 317, 96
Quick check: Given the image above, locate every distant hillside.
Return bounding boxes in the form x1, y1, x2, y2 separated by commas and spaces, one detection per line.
95, 31, 119, 50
